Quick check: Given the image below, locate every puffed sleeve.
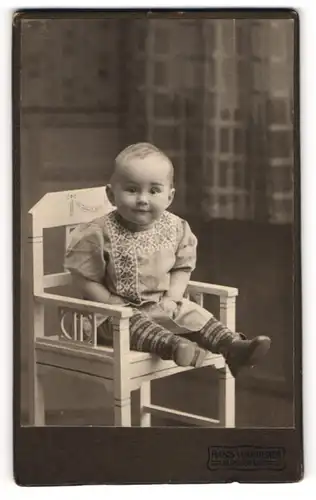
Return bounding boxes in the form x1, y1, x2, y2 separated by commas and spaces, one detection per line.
64, 221, 106, 283
173, 220, 198, 272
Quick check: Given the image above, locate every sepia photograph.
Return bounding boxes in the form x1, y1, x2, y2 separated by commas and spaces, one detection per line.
17, 10, 298, 437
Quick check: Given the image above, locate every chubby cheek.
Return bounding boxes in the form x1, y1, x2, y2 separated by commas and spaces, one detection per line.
151, 203, 164, 215
152, 195, 171, 212
118, 193, 135, 209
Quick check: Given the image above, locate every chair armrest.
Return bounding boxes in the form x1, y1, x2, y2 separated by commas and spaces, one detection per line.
34, 292, 133, 318
188, 281, 238, 298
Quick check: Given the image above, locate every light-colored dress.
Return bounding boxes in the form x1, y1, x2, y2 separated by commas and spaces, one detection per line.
65, 210, 212, 334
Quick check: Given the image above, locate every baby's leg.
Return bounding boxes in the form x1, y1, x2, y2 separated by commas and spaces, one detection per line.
81, 310, 207, 368
195, 316, 271, 377
128, 311, 207, 367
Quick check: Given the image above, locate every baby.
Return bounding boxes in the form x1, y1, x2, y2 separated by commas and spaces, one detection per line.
65, 143, 271, 376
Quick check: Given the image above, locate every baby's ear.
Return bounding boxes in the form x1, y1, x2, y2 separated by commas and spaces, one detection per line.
106, 184, 115, 206
168, 187, 175, 206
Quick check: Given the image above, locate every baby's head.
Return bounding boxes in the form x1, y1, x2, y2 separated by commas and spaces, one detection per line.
106, 143, 175, 230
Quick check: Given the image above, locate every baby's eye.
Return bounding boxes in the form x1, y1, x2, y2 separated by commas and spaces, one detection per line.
126, 187, 137, 194
150, 187, 162, 195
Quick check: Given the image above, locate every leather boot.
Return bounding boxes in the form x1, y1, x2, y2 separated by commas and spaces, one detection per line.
225, 335, 271, 377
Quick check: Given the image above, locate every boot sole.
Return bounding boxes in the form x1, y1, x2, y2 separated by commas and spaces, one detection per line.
192, 344, 208, 367
174, 342, 207, 367
247, 337, 271, 366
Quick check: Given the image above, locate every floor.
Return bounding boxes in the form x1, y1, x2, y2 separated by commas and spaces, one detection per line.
20, 365, 294, 428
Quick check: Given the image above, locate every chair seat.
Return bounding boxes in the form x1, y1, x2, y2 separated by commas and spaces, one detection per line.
35, 335, 225, 391
37, 335, 224, 363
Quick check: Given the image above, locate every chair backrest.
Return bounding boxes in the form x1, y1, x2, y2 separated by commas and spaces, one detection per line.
28, 187, 114, 293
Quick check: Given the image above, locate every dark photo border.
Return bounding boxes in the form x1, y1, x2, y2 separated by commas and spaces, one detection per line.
13, 8, 302, 485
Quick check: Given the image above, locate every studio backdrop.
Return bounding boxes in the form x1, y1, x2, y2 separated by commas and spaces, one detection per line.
19, 17, 295, 426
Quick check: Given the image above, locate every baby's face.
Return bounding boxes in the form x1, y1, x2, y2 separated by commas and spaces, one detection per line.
108, 155, 175, 229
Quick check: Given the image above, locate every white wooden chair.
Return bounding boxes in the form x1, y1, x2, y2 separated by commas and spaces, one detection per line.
27, 187, 238, 427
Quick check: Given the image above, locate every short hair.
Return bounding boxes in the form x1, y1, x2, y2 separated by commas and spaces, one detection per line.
114, 142, 174, 183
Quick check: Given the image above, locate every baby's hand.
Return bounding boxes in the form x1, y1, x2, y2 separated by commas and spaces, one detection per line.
107, 293, 128, 306
160, 296, 178, 318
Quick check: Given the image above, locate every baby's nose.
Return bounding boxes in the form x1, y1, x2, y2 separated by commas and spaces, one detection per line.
137, 193, 149, 204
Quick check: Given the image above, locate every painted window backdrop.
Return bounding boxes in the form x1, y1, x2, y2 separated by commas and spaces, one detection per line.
122, 18, 294, 224
21, 18, 294, 223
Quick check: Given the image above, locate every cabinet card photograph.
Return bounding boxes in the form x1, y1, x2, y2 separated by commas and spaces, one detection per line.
14, 9, 302, 485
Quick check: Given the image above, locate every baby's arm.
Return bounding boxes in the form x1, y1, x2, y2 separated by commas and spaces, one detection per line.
69, 276, 126, 336
65, 222, 126, 307
72, 275, 126, 306
165, 270, 190, 302
163, 220, 197, 304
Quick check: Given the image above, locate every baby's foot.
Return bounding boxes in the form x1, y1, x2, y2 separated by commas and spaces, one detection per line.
172, 339, 207, 367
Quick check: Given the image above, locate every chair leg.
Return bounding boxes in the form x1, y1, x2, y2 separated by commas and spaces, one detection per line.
112, 317, 132, 426
114, 396, 132, 426
28, 371, 45, 426
35, 373, 45, 426
218, 365, 235, 428
139, 381, 151, 427
28, 361, 45, 426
